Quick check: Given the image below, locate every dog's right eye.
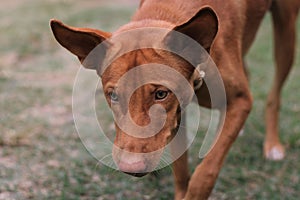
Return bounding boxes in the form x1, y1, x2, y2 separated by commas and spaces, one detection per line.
109, 91, 119, 103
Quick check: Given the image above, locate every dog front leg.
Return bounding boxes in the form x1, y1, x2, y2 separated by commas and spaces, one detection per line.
172, 151, 189, 200
171, 112, 190, 200
184, 96, 252, 199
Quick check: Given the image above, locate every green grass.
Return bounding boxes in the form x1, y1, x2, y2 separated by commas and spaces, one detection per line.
0, 0, 299, 199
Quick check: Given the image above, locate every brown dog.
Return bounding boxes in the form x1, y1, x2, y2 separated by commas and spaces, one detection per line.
50, 0, 299, 199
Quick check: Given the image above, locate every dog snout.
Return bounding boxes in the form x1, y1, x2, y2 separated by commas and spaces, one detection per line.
118, 159, 148, 177
114, 152, 149, 177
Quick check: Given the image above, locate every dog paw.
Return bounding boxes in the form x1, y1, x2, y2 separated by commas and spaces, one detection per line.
264, 145, 285, 161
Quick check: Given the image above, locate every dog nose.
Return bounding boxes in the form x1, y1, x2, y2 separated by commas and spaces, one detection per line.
118, 159, 147, 176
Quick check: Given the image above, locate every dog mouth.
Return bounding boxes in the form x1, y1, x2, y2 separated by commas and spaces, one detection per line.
113, 147, 164, 177
124, 172, 148, 177
115, 156, 159, 177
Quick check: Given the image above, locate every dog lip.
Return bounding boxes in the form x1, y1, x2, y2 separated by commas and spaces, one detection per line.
118, 159, 147, 173
118, 161, 149, 177
124, 172, 148, 177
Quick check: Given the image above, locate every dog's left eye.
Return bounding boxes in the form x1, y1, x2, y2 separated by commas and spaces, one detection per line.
109, 91, 119, 102
155, 90, 168, 100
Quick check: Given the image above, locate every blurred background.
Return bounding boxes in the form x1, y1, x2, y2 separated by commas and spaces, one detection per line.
0, 0, 299, 199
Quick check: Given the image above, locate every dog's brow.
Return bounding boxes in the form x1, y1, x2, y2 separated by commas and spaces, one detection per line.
104, 82, 117, 91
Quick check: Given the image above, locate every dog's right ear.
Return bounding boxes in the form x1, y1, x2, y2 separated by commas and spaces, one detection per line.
50, 19, 111, 70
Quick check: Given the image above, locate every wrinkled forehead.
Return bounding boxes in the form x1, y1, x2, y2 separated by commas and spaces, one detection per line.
99, 27, 197, 92
101, 50, 189, 91
104, 27, 169, 62
100, 28, 169, 83
100, 27, 175, 71
112, 24, 171, 48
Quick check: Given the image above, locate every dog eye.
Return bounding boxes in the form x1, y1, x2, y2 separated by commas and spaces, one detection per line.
109, 91, 119, 102
155, 90, 168, 100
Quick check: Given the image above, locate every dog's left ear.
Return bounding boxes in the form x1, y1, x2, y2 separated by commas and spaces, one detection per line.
165, 7, 218, 55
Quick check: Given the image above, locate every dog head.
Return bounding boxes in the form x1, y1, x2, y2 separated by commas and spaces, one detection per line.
50, 7, 218, 176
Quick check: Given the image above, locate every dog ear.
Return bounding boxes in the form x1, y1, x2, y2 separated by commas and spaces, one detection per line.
50, 19, 111, 70
164, 7, 218, 60
174, 7, 218, 52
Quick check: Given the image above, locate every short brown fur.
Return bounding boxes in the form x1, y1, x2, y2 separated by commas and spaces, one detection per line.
50, 0, 300, 199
